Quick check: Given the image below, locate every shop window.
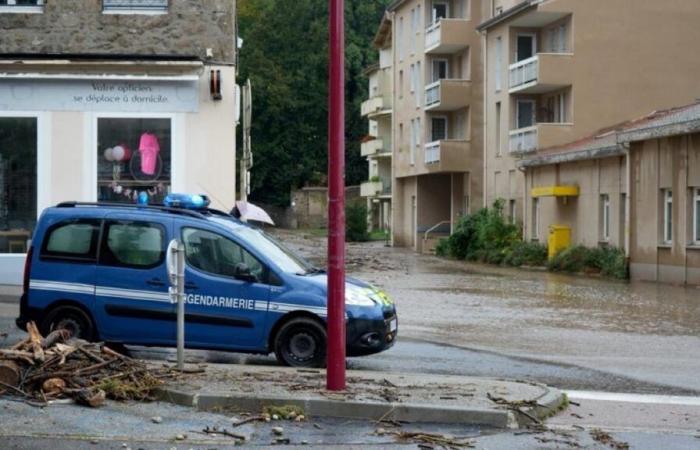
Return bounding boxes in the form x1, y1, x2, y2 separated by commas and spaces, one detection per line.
182, 228, 264, 281
41, 219, 101, 262
97, 118, 171, 204
0, 117, 37, 254
100, 221, 165, 269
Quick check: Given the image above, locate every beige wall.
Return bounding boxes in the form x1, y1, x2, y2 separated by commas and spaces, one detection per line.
484, 0, 700, 226
524, 156, 627, 248
15, 64, 237, 213
629, 134, 700, 285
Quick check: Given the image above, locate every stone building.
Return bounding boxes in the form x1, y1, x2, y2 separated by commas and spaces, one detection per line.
0, 0, 238, 287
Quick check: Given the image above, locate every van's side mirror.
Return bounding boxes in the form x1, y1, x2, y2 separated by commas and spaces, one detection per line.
234, 263, 258, 283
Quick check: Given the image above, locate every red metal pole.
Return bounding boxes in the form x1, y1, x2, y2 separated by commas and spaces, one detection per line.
326, 0, 346, 391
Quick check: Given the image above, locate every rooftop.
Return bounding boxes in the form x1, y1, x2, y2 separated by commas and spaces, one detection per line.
519, 101, 700, 168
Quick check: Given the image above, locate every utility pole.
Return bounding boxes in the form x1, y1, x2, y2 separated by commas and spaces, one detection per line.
326, 0, 346, 391
239, 79, 253, 202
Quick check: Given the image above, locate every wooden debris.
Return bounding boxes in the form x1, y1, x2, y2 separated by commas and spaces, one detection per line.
0, 360, 20, 390
41, 377, 66, 395
0, 321, 171, 407
199, 426, 246, 441
589, 429, 630, 449
386, 430, 474, 449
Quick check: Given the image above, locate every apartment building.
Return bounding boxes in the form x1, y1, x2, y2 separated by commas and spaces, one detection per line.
479, 0, 700, 233
387, 0, 484, 252
0, 0, 238, 287
361, 14, 393, 232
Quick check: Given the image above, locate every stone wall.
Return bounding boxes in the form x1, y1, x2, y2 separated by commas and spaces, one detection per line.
0, 0, 236, 62
290, 186, 361, 229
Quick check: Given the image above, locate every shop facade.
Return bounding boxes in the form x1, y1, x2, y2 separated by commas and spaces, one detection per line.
0, 1, 238, 288
0, 62, 237, 287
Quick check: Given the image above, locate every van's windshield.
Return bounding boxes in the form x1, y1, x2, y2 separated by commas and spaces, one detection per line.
213, 219, 316, 274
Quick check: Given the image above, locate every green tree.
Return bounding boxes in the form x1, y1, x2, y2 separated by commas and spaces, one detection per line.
238, 0, 391, 207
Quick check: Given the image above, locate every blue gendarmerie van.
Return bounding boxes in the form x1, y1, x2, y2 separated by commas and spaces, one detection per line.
16, 195, 397, 367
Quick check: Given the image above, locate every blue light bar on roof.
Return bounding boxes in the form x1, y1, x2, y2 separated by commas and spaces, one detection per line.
164, 193, 211, 210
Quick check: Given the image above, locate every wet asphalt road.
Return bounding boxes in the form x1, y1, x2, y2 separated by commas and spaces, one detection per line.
0, 300, 695, 396
2, 231, 700, 448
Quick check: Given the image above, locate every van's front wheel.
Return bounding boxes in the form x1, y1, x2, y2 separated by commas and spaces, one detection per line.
40, 305, 96, 341
274, 317, 327, 368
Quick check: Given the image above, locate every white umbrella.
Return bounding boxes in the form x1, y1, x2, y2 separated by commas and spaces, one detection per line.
235, 201, 275, 226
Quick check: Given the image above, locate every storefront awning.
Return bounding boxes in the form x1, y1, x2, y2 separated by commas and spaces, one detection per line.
531, 185, 580, 198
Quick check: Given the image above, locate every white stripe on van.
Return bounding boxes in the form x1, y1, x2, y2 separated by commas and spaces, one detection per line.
30, 279, 330, 317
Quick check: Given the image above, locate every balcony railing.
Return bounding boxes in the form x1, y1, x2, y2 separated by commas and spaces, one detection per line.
509, 126, 538, 154
361, 180, 383, 197
509, 56, 538, 90
425, 22, 441, 50
425, 81, 441, 107
424, 18, 472, 54
424, 79, 472, 111
361, 96, 391, 117
103, 0, 168, 11
361, 139, 384, 157
425, 141, 441, 164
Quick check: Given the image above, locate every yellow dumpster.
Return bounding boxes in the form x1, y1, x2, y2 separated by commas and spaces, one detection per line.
548, 225, 571, 259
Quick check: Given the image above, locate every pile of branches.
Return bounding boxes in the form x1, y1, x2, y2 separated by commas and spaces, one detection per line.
0, 322, 168, 407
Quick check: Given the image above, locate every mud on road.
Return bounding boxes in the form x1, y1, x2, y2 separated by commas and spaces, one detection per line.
273, 229, 700, 394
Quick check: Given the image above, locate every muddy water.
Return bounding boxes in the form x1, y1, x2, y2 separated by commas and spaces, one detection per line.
274, 230, 700, 391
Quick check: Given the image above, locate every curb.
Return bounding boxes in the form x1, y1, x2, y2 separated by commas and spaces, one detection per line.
520, 386, 568, 426
156, 386, 567, 429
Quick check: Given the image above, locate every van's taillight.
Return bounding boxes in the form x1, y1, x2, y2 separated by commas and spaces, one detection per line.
23, 246, 33, 295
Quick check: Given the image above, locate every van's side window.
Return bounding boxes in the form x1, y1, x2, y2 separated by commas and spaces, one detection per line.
99, 221, 165, 269
182, 228, 264, 281
40, 219, 101, 262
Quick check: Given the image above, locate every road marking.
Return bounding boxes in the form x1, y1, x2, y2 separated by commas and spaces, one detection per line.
566, 390, 700, 406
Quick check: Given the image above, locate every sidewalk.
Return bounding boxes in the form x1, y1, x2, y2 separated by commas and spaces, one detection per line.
158, 363, 566, 429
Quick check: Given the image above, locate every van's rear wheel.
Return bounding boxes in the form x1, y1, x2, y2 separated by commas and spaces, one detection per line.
274, 317, 327, 368
41, 305, 96, 341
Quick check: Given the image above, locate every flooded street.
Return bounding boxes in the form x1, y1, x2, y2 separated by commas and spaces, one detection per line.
277, 230, 700, 394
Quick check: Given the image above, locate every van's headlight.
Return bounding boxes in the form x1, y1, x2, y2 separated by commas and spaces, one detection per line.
345, 285, 376, 307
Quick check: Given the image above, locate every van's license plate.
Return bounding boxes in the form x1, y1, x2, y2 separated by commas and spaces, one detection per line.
389, 318, 398, 332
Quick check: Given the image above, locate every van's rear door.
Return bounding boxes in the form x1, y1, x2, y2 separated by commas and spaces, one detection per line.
30, 215, 100, 325
94, 213, 175, 345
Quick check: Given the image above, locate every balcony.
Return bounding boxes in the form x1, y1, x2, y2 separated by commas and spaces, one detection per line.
422, 140, 473, 174
424, 79, 472, 111
509, 123, 574, 154
361, 180, 383, 197
361, 139, 385, 157
424, 19, 472, 54
361, 96, 391, 118
509, 53, 573, 94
